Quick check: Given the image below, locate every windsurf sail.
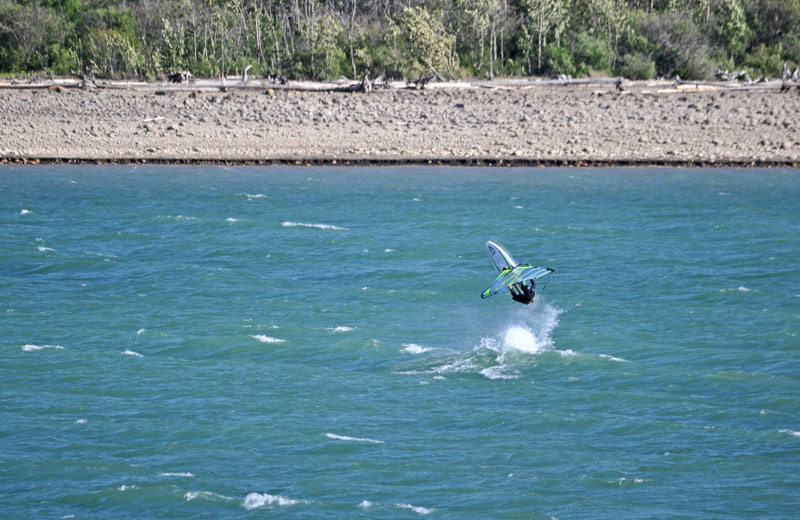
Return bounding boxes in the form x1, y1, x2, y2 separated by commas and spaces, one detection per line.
481, 265, 554, 299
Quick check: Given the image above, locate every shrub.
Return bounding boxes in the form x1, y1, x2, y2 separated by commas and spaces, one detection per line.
543, 45, 575, 76
639, 11, 717, 79
573, 32, 612, 76
618, 52, 655, 79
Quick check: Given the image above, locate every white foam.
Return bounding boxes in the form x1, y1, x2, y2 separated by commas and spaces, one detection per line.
118, 485, 137, 491
780, 429, 800, 438
21, 344, 64, 352
325, 433, 384, 444
226, 217, 240, 222
599, 354, 629, 363
159, 472, 194, 477
37, 246, 54, 252
242, 493, 298, 509
384, 248, 395, 252
395, 503, 434, 515
558, 349, 577, 358
480, 366, 520, 380
122, 350, 144, 358
401, 343, 434, 354
488, 304, 562, 358
246, 193, 267, 199
326, 326, 354, 333
502, 326, 546, 354
137, 328, 146, 335
75, 419, 87, 424
185, 491, 232, 502
720, 286, 753, 293
359, 500, 374, 509
281, 221, 348, 231
20, 209, 31, 215
251, 335, 286, 344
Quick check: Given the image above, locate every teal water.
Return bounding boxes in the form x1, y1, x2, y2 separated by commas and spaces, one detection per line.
1, 166, 798, 518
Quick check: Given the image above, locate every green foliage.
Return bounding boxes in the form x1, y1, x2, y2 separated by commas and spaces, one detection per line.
572, 31, 612, 75
618, 52, 655, 79
740, 43, 784, 78
714, 0, 751, 59
639, 11, 716, 79
543, 45, 575, 76
389, 6, 455, 78
82, 27, 141, 78
0, 0, 798, 81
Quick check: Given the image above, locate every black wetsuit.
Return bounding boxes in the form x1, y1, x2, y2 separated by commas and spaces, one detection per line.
511, 280, 535, 305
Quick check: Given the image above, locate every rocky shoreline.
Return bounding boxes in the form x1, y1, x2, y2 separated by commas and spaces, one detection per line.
1, 79, 798, 166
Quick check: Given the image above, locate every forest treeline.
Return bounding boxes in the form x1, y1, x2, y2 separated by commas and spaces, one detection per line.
1, 0, 798, 81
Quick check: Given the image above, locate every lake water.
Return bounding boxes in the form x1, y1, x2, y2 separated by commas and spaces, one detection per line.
1, 166, 798, 518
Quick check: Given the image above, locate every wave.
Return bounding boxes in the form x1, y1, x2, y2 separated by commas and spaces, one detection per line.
395, 503, 434, 515
159, 472, 194, 477
401, 343, 435, 355
326, 326, 354, 333
242, 493, 299, 509
359, 500, 374, 509
185, 491, 233, 502
780, 429, 800, 438
20, 209, 32, 215
325, 433, 384, 444
246, 193, 267, 199
281, 221, 349, 231
122, 350, 144, 358
21, 344, 64, 352
251, 335, 286, 344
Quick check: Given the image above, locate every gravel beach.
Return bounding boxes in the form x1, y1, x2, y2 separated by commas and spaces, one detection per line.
1, 81, 798, 165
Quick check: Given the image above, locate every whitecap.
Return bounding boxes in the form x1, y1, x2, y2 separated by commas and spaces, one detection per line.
137, 328, 146, 335
242, 493, 298, 509
558, 349, 577, 358
396, 503, 434, 515
480, 366, 521, 380
185, 490, 233, 502
401, 343, 434, 355
325, 433, 384, 444
226, 217, 240, 222
384, 248, 395, 252
37, 246, 54, 252
720, 286, 753, 293
281, 221, 349, 231
251, 335, 286, 344
122, 350, 144, 358
501, 326, 547, 355
159, 472, 194, 477
246, 193, 268, 199
598, 354, 629, 363
21, 344, 64, 352
359, 500, 374, 509
75, 419, 87, 424
780, 429, 800, 438
20, 209, 31, 215
326, 326, 354, 333
118, 485, 137, 491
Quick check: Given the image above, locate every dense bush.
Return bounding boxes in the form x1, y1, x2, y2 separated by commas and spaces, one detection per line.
0, 0, 798, 81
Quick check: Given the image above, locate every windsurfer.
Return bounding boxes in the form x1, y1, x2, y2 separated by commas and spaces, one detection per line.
511, 280, 535, 305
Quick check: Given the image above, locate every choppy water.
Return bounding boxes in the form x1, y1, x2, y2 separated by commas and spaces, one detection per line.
1, 166, 798, 518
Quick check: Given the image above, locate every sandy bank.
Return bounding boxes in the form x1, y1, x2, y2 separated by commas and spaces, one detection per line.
1, 79, 798, 166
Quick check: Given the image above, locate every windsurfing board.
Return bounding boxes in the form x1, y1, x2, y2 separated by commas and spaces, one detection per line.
486, 241, 517, 272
